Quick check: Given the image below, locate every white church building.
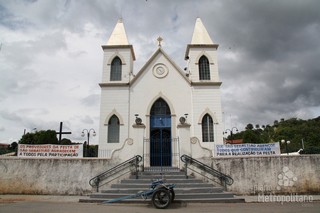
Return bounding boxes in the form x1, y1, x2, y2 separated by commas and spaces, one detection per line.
98, 18, 224, 168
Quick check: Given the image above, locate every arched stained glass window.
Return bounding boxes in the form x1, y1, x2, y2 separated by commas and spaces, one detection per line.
150, 98, 171, 116
199, 55, 210, 80
108, 115, 120, 143
110, 57, 122, 81
202, 114, 214, 142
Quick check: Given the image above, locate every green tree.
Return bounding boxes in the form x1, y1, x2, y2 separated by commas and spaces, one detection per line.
8, 142, 18, 154
243, 129, 263, 143
19, 130, 58, 144
9, 142, 18, 151
237, 116, 320, 153
60, 138, 72, 145
19, 132, 36, 144
246, 123, 254, 130
36, 130, 58, 144
0, 142, 18, 155
301, 147, 320, 154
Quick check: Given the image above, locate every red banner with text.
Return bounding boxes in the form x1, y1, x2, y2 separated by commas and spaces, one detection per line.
18, 144, 83, 158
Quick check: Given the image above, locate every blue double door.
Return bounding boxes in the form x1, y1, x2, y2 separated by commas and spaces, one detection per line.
150, 98, 172, 167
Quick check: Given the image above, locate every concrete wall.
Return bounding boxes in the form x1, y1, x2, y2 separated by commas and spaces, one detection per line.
0, 158, 121, 195
1, 155, 319, 195
199, 155, 320, 195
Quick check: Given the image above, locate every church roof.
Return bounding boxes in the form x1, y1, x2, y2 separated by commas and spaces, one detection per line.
102, 19, 136, 61
107, 19, 129, 45
191, 18, 214, 44
185, 18, 219, 60
130, 47, 190, 86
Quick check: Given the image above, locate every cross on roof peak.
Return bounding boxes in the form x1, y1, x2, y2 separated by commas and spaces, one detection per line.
157, 36, 163, 47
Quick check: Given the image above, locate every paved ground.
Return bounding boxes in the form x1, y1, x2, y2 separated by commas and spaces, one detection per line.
0, 195, 319, 213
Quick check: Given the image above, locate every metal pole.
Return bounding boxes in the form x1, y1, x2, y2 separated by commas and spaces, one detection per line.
142, 137, 145, 172
160, 129, 163, 173
87, 132, 90, 157
185, 160, 188, 179
231, 131, 233, 144
177, 137, 180, 169
87, 132, 90, 146
135, 156, 139, 179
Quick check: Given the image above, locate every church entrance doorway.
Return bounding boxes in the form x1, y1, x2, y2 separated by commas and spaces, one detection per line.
150, 98, 172, 167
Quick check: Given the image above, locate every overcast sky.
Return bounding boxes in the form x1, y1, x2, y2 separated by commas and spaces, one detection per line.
1, 0, 320, 144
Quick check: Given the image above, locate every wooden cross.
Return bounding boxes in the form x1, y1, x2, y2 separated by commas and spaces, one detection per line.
56, 122, 72, 142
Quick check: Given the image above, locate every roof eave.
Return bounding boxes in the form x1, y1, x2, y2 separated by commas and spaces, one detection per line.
130, 47, 191, 86
99, 83, 130, 88
185, 44, 219, 60
101, 45, 136, 61
191, 81, 222, 86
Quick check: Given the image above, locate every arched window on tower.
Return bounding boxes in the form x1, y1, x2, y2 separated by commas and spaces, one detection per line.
202, 114, 214, 142
110, 57, 122, 81
199, 55, 210, 80
108, 115, 120, 143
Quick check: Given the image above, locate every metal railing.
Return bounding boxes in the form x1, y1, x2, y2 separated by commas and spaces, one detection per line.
89, 155, 142, 192
180, 154, 234, 189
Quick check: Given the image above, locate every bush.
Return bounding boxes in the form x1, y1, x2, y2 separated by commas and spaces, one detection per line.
300, 147, 320, 154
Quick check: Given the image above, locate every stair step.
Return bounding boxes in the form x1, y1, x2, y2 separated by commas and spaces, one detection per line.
111, 183, 214, 189
81, 168, 243, 204
90, 192, 234, 199
130, 175, 189, 179
143, 167, 181, 173
79, 197, 245, 204
101, 187, 224, 194
121, 179, 203, 184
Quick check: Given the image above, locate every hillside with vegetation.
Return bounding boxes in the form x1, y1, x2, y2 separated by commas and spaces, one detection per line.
228, 117, 320, 154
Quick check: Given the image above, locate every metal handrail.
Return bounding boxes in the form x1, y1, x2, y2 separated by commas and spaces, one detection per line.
180, 154, 234, 188
89, 155, 142, 192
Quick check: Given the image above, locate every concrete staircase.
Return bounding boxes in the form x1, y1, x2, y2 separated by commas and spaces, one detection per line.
79, 168, 244, 203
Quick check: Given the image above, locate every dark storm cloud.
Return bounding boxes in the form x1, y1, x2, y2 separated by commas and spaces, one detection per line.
212, 0, 320, 127
0, 0, 118, 34
0, 4, 30, 30
1, 0, 319, 142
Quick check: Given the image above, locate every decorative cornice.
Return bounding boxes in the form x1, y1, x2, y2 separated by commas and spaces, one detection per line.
99, 83, 129, 87
191, 81, 222, 86
132, 124, 146, 128
101, 45, 136, 61
102, 44, 133, 49
187, 44, 219, 49
185, 44, 219, 60
177, 123, 191, 128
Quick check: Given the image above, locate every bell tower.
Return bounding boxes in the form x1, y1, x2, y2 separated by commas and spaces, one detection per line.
100, 19, 135, 85
98, 19, 135, 152
185, 18, 220, 84
185, 18, 224, 145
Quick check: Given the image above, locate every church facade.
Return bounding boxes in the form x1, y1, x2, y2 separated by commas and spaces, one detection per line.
98, 18, 223, 168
